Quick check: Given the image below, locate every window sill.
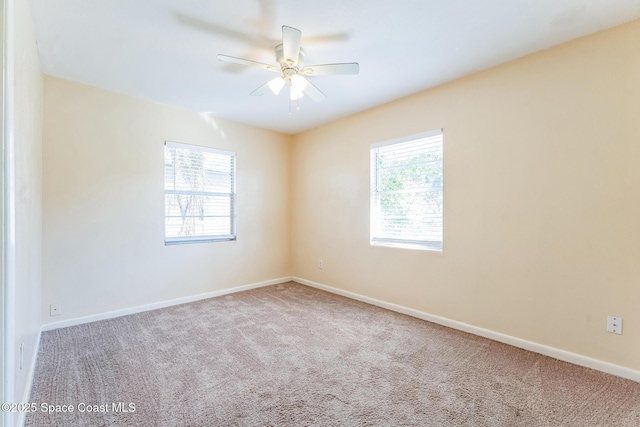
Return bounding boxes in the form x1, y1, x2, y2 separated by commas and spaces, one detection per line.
165, 236, 236, 246
370, 240, 442, 252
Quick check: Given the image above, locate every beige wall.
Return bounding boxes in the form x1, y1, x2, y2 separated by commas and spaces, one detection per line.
14, 0, 43, 403
42, 77, 292, 323
39, 18, 639, 374
292, 20, 640, 370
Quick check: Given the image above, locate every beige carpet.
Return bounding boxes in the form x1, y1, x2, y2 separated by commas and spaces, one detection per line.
26, 282, 640, 426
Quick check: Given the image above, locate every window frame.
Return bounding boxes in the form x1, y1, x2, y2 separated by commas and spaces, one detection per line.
164, 141, 236, 245
370, 129, 443, 252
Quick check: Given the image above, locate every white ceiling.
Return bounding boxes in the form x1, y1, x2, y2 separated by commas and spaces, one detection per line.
30, 0, 640, 135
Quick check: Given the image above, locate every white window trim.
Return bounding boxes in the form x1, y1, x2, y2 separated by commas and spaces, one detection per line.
165, 141, 235, 158
370, 129, 443, 252
164, 141, 236, 245
370, 128, 443, 149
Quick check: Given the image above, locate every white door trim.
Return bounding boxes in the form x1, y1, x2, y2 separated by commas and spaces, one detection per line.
1, 0, 16, 425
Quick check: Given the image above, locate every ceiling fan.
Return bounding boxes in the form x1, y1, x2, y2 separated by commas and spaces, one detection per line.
217, 25, 359, 109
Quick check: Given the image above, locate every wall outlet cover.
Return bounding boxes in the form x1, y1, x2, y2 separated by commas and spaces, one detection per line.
606, 315, 622, 334
50, 303, 62, 316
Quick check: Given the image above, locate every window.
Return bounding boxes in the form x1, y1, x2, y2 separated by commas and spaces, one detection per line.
370, 129, 443, 251
164, 141, 236, 244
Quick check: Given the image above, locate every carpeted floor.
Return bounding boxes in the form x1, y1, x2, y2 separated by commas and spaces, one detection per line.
26, 281, 640, 426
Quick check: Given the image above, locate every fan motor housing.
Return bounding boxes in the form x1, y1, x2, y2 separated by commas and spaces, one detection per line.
274, 44, 306, 69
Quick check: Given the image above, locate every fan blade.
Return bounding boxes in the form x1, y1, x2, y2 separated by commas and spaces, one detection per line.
301, 77, 326, 102
282, 26, 302, 66
302, 63, 359, 76
250, 81, 271, 96
217, 54, 279, 72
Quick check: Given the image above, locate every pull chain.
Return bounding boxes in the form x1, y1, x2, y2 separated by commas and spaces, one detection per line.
287, 80, 302, 114
289, 81, 293, 115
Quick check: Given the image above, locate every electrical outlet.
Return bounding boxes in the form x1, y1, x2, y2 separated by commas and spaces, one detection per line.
50, 303, 61, 317
318, 259, 323, 269
607, 315, 622, 334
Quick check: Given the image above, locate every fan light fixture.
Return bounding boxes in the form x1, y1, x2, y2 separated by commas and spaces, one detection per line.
267, 75, 306, 101
217, 25, 359, 113
289, 75, 307, 100
267, 77, 285, 95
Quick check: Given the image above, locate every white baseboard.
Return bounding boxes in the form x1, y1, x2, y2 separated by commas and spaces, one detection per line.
18, 326, 42, 427
41, 277, 293, 332
293, 276, 640, 383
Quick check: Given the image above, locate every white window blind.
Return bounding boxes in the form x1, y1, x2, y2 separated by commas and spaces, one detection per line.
370, 130, 443, 251
164, 141, 236, 244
